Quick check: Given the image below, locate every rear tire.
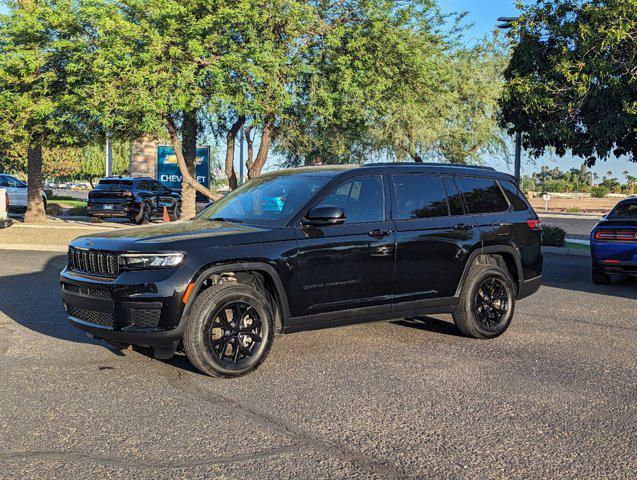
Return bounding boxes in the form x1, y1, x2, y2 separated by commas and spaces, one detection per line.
453, 264, 516, 339
592, 263, 611, 285
183, 282, 274, 378
172, 202, 182, 221
133, 202, 150, 225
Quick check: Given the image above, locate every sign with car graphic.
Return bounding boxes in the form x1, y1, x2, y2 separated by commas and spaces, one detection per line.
156, 145, 210, 191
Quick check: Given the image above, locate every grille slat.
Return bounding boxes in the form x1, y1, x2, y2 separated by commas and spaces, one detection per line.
61, 282, 112, 299
65, 304, 113, 328
67, 247, 118, 278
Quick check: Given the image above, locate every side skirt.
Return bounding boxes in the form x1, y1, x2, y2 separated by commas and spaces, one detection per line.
282, 297, 459, 334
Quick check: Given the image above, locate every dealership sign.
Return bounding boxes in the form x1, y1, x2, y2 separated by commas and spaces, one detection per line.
156, 145, 210, 190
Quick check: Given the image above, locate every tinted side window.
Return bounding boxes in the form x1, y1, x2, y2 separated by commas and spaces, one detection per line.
393, 175, 448, 219
319, 175, 384, 224
499, 181, 529, 211
443, 177, 465, 216
4, 176, 21, 188
457, 177, 509, 214
0, 176, 6, 187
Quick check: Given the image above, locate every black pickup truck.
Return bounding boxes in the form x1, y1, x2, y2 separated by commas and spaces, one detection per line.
61, 163, 542, 377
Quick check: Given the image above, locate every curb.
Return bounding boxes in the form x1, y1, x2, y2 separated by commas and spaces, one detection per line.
543, 246, 590, 257
0, 243, 68, 253
538, 212, 602, 219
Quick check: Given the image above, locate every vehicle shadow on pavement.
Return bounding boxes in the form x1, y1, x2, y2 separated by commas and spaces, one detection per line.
393, 316, 463, 337
0, 254, 122, 353
541, 254, 637, 299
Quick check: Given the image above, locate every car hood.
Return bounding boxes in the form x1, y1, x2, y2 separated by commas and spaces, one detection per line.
70, 219, 291, 252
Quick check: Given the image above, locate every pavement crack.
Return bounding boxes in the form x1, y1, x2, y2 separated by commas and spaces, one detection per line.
165, 370, 402, 478
0, 446, 296, 470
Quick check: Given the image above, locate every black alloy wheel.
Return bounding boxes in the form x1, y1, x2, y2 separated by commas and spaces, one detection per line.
452, 264, 516, 339
207, 301, 263, 366
183, 282, 274, 377
473, 277, 510, 329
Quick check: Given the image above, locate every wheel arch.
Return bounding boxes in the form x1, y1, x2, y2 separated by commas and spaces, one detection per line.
455, 245, 524, 297
182, 262, 290, 333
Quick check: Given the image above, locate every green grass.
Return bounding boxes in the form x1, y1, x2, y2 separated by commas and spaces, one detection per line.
49, 196, 87, 208
47, 196, 87, 216
565, 241, 590, 251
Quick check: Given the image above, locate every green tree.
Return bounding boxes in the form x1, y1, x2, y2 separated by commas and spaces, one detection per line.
500, 0, 637, 166
276, 4, 509, 167
0, 0, 82, 222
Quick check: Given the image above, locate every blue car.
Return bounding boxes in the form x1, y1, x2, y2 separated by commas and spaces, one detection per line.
590, 197, 637, 284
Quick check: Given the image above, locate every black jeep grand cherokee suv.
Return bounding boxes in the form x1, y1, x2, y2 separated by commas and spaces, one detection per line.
61, 163, 542, 377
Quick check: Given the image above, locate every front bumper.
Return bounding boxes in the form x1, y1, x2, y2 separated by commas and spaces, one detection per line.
60, 264, 195, 357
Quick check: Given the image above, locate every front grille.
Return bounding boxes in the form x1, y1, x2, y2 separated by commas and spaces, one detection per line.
129, 308, 161, 329
61, 282, 112, 299
65, 304, 113, 328
68, 247, 118, 278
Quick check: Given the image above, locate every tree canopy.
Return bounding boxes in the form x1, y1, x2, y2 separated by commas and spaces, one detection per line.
499, 0, 637, 166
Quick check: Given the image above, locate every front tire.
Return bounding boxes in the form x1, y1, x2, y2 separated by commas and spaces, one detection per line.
183, 282, 274, 378
453, 265, 516, 339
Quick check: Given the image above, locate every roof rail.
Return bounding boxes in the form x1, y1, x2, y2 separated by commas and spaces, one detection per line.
361, 162, 496, 171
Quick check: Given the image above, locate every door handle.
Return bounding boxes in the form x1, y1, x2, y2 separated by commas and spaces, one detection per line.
453, 223, 473, 231
368, 229, 392, 238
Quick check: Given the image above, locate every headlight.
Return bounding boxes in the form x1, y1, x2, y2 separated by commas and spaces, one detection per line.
119, 252, 184, 270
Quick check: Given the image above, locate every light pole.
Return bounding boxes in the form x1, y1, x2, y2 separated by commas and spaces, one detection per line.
498, 16, 522, 185
105, 137, 113, 178
239, 126, 244, 185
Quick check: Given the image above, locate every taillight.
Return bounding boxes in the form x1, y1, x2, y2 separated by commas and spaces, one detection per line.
526, 219, 542, 231
594, 230, 637, 241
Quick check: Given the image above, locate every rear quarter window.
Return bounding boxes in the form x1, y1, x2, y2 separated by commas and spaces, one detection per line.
456, 177, 509, 214
499, 180, 530, 212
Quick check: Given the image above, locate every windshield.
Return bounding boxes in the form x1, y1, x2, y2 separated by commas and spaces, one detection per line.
608, 202, 637, 218
198, 174, 332, 226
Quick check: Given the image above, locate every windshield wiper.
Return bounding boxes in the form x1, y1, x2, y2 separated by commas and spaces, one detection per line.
209, 217, 244, 224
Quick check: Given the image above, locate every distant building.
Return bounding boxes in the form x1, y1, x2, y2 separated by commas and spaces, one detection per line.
129, 137, 158, 178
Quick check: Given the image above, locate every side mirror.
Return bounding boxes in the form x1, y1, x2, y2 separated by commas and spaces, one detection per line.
302, 205, 345, 226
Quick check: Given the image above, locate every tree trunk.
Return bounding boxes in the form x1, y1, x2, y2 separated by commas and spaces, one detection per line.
165, 115, 220, 202
225, 116, 245, 190
24, 141, 46, 224
412, 152, 423, 163
247, 120, 275, 180
245, 124, 254, 171
181, 109, 198, 220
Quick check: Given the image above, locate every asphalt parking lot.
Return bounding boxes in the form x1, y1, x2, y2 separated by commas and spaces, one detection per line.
0, 251, 635, 479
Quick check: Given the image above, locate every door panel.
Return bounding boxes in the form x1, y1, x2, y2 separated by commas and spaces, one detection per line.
294, 174, 395, 315
392, 174, 478, 302
455, 176, 512, 247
